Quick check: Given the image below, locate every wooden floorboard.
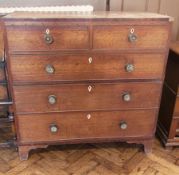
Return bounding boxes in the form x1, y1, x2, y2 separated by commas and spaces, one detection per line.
0, 128, 179, 175
0, 143, 178, 175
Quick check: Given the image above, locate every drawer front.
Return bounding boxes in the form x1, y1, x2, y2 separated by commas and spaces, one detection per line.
174, 98, 179, 116
13, 82, 161, 113
93, 25, 169, 50
10, 54, 165, 83
17, 110, 156, 143
7, 25, 89, 51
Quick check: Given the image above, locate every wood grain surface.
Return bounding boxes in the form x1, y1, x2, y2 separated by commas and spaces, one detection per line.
6, 25, 90, 52
2, 12, 171, 159
17, 109, 156, 144
13, 82, 161, 114
93, 25, 169, 50
9, 53, 166, 83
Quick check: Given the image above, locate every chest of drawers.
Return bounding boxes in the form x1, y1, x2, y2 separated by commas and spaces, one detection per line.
2, 12, 172, 160
158, 42, 179, 147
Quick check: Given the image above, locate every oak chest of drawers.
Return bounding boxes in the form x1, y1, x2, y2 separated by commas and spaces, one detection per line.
158, 42, 179, 147
2, 12, 172, 160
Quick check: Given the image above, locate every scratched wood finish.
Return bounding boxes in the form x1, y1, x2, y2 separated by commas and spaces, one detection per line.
17, 109, 156, 144
9, 54, 166, 83
13, 82, 161, 114
93, 25, 169, 50
6, 25, 90, 52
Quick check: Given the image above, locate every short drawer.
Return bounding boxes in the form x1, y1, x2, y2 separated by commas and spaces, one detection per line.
93, 25, 169, 50
17, 109, 156, 143
6, 25, 89, 52
13, 82, 162, 114
174, 98, 179, 116
10, 54, 165, 83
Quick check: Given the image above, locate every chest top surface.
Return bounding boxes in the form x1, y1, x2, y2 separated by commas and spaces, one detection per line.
2, 11, 172, 21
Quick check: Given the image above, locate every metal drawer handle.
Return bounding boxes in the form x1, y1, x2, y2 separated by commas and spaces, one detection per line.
50, 124, 58, 133
122, 93, 131, 102
128, 28, 137, 43
44, 28, 54, 44
128, 33, 137, 42
119, 121, 127, 130
48, 95, 57, 105
45, 64, 55, 74
125, 64, 135, 72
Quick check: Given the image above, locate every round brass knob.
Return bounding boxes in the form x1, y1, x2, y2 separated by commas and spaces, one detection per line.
50, 124, 58, 133
119, 121, 127, 130
45, 64, 55, 74
125, 64, 134, 72
48, 95, 57, 105
128, 33, 137, 43
44, 34, 54, 44
122, 93, 131, 102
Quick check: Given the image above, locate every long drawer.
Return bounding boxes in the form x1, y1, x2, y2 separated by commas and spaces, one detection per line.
10, 54, 165, 83
6, 25, 90, 52
93, 25, 169, 50
17, 109, 157, 144
13, 82, 161, 114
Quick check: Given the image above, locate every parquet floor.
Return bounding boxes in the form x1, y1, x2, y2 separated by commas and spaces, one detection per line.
0, 127, 179, 175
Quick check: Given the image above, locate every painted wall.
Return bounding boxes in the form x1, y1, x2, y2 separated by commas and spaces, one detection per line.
0, 0, 106, 10
110, 0, 179, 41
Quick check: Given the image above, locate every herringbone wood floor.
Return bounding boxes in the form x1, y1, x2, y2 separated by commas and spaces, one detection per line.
0, 127, 179, 175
